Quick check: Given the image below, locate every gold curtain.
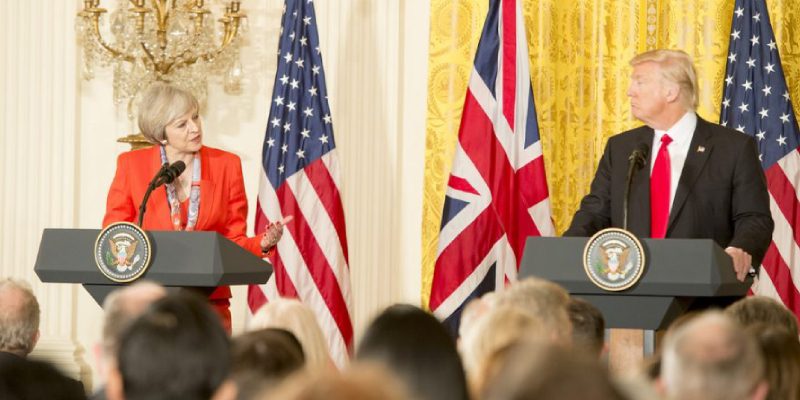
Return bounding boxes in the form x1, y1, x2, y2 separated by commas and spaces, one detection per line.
421, 0, 800, 308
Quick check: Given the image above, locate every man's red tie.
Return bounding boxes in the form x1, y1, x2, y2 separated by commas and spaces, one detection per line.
651, 134, 673, 238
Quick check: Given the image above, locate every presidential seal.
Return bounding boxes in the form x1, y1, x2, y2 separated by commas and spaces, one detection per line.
94, 222, 153, 283
583, 228, 646, 291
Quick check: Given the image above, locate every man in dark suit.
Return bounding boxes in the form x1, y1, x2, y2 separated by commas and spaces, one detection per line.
564, 49, 774, 282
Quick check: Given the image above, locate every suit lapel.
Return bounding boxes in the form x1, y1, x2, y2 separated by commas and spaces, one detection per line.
195, 147, 217, 229
147, 147, 173, 228
667, 118, 713, 233
629, 129, 654, 237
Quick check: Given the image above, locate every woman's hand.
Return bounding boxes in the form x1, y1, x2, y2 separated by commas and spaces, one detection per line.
261, 216, 293, 251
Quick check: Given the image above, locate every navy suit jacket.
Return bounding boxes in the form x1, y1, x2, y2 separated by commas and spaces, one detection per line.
564, 117, 774, 267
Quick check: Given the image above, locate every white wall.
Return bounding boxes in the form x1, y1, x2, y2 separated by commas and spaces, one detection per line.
0, 0, 429, 390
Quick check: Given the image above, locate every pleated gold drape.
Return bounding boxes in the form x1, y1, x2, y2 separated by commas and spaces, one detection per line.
421, 0, 800, 307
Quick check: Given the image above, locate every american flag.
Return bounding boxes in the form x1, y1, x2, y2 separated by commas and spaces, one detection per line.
720, 0, 800, 318
248, 0, 353, 367
429, 0, 554, 333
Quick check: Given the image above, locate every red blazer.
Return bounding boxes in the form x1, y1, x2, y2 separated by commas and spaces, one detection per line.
103, 145, 262, 299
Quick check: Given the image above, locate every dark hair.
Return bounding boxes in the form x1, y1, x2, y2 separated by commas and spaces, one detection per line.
356, 304, 469, 400
116, 291, 230, 400
568, 298, 605, 356
231, 328, 305, 399
0, 355, 86, 400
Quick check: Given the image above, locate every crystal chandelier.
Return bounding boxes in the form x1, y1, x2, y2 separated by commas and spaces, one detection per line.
76, 0, 248, 120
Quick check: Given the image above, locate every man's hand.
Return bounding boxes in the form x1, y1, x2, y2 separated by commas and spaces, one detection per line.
725, 246, 752, 282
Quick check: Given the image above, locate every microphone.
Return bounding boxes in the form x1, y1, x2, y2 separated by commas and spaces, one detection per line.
156, 161, 186, 186
623, 143, 648, 231
137, 161, 187, 227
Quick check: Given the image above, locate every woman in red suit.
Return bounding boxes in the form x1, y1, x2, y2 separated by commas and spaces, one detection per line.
103, 82, 283, 333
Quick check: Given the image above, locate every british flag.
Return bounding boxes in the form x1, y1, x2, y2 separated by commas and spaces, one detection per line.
720, 0, 800, 318
429, 0, 554, 333
248, 0, 353, 367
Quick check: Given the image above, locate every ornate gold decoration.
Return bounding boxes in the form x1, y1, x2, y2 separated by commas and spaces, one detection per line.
76, 0, 248, 118
422, 0, 800, 308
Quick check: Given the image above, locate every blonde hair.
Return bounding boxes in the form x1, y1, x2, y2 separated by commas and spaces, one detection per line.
493, 277, 573, 342
248, 298, 332, 370
630, 49, 698, 110
137, 82, 200, 144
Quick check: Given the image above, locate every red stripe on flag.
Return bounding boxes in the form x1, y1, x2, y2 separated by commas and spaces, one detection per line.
516, 156, 550, 207
760, 243, 800, 318
430, 206, 504, 310
247, 281, 267, 313
766, 164, 800, 245
458, 91, 537, 261
501, 0, 516, 128
303, 158, 350, 264
448, 175, 480, 195
272, 251, 299, 299
276, 183, 353, 344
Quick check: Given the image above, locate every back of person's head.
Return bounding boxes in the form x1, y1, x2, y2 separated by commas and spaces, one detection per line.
661, 311, 767, 400
101, 281, 167, 358
494, 277, 573, 343
0, 278, 40, 357
725, 296, 799, 337
568, 297, 606, 357
356, 304, 469, 400
747, 323, 800, 400
108, 291, 230, 400
231, 328, 306, 399
248, 298, 331, 369
261, 363, 409, 400
459, 305, 545, 390
482, 340, 625, 400
0, 355, 86, 400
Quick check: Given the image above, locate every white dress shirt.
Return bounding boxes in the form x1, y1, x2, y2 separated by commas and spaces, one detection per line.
650, 111, 698, 212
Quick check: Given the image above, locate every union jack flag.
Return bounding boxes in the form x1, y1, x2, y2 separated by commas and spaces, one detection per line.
720, 0, 800, 318
429, 0, 554, 333
248, 0, 353, 367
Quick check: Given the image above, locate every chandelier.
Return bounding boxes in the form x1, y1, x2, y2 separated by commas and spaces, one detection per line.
76, 0, 248, 121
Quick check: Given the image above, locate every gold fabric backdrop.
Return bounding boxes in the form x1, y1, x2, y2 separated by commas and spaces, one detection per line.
421, 0, 800, 307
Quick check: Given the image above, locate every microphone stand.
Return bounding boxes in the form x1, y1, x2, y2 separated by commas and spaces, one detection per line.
623, 150, 646, 231
137, 163, 169, 227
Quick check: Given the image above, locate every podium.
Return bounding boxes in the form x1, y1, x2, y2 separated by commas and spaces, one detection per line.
519, 237, 750, 370
34, 229, 273, 305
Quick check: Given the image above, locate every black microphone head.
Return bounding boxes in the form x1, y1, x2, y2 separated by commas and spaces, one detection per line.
162, 161, 186, 184
172, 160, 187, 175
629, 143, 649, 167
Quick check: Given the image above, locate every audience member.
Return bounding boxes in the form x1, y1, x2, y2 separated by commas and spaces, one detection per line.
92, 281, 166, 399
261, 363, 408, 400
231, 328, 305, 400
747, 323, 800, 400
482, 340, 626, 400
459, 305, 543, 395
493, 277, 573, 343
357, 304, 469, 400
660, 311, 767, 400
248, 298, 332, 370
105, 291, 231, 400
568, 297, 606, 357
0, 278, 40, 359
726, 296, 799, 337
0, 355, 87, 400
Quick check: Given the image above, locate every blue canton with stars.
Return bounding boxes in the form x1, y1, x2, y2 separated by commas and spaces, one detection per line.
720, 0, 799, 169
263, 0, 335, 189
